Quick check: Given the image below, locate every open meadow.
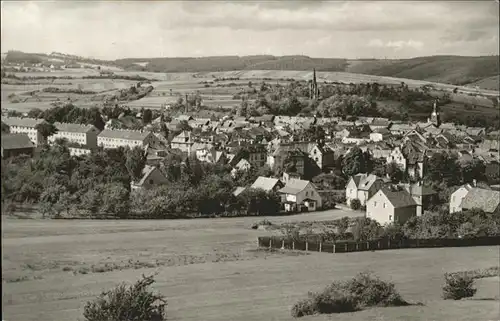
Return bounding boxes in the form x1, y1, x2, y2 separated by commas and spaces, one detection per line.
2, 210, 499, 321
3, 68, 498, 115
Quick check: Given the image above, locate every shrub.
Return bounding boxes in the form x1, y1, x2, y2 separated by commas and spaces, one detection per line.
292, 272, 407, 318
291, 291, 357, 318
350, 199, 361, 210
442, 273, 477, 300
83, 274, 167, 321
342, 272, 408, 307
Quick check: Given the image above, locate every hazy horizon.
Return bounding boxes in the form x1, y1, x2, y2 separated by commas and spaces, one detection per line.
1, 1, 499, 60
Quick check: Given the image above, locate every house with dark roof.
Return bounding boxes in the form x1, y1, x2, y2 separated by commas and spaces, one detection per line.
387, 141, 426, 179
131, 165, 168, 190
345, 173, 385, 207
1, 133, 36, 158
369, 118, 391, 131
308, 143, 334, 170
401, 182, 437, 216
366, 187, 417, 225
278, 179, 322, 212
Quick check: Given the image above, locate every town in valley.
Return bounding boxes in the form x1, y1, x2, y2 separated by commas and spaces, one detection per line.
1, 1, 499, 321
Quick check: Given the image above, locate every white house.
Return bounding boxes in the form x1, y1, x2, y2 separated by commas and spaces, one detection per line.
170, 131, 194, 154
278, 179, 322, 212
231, 158, 251, 177
366, 187, 417, 225
49, 122, 100, 149
449, 184, 473, 213
345, 173, 385, 206
2, 117, 46, 146
97, 129, 157, 149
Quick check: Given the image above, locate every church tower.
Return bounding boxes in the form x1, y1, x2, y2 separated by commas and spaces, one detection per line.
309, 68, 319, 99
430, 99, 441, 127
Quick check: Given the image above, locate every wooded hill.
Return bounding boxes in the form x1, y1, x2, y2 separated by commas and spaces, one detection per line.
3, 51, 499, 90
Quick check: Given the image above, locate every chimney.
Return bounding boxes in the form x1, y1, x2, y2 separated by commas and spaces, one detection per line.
473, 179, 477, 187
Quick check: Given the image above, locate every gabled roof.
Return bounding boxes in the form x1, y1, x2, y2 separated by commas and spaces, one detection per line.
234, 158, 251, 170
390, 123, 417, 131
2, 117, 46, 128
171, 131, 192, 144
98, 129, 152, 141
371, 118, 390, 126
380, 188, 417, 208
461, 188, 500, 213
54, 122, 98, 134
1, 133, 36, 150
251, 176, 281, 191
278, 179, 312, 195
176, 115, 193, 121
466, 127, 486, 136
133, 165, 167, 187
351, 173, 381, 191
233, 186, 247, 196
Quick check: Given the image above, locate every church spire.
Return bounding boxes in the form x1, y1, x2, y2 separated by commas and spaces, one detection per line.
310, 68, 319, 99
430, 99, 441, 127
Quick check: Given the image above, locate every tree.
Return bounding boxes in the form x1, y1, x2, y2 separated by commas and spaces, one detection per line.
342, 147, 373, 176
351, 217, 383, 241
142, 108, 153, 124
126, 147, 147, 182
1, 122, 9, 133
35, 122, 58, 142
426, 152, 461, 185
386, 162, 403, 183
350, 198, 361, 210
461, 159, 486, 184
99, 183, 130, 218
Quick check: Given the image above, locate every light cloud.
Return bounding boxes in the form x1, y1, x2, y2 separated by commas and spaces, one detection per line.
1, 1, 498, 59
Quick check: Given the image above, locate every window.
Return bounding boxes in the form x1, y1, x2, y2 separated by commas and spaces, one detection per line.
383, 203, 386, 208
374, 201, 377, 207
389, 215, 393, 221
149, 179, 154, 184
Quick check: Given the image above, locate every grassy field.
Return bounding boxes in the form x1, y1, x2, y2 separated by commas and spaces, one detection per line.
2, 209, 499, 321
1, 68, 498, 115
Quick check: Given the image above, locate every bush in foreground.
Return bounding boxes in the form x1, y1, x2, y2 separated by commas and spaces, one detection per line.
350, 199, 361, 210
442, 273, 477, 300
291, 291, 357, 318
292, 272, 408, 318
83, 274, 167, 321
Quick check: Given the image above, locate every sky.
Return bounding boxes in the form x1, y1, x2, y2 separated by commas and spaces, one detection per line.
1, 1, 499, 60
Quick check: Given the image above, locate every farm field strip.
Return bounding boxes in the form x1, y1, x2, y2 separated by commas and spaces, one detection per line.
2, 210, 499, 321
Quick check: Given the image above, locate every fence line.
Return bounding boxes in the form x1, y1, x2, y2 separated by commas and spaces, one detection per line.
258, 236, 500, 253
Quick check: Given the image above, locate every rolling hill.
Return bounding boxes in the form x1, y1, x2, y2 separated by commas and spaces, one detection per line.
2, 51, 499, 90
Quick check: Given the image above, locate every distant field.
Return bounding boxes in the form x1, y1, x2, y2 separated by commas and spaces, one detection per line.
2, 209, 499, 321
2, 68, 497, 114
